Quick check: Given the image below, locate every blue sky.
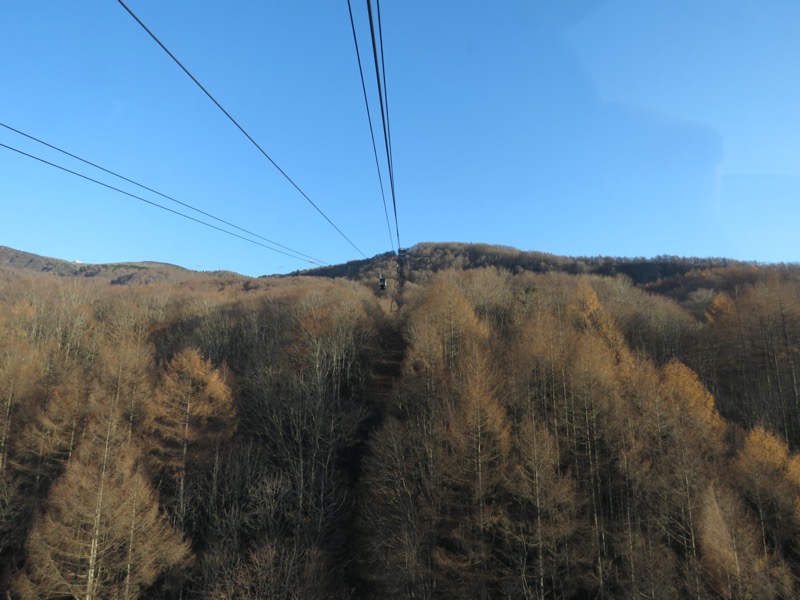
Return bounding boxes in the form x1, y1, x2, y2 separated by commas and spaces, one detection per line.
1, 0, 798, 277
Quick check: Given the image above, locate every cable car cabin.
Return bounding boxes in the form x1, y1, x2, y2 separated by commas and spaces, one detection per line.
378, 275, 386, 290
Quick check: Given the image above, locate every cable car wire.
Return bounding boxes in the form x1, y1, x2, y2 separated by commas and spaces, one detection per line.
376, 0, 396, 203
116, 0, 367, 259
366, 0, 400, 251
376, 0, 400, 250
0, 121, 324, 265
346, 0, 394, 254
0, 141, 326, 265
377, 0, 400, 250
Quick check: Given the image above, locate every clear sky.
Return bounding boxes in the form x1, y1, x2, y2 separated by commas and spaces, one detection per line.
1, 0, 798, 277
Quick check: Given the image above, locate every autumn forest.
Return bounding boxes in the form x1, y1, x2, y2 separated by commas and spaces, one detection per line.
1, 243, 800, 599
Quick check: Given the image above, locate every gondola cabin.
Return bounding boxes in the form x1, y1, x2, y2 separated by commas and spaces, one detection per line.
378, 274, 386, 290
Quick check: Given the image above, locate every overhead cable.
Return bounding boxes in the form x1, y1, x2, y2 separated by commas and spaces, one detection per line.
116, 0, 367, 258
376, 0, 396, 196
0, 121, 324, 265
366, 0, 400, 251
0, 142, 325, 265
346, 0, 394, 254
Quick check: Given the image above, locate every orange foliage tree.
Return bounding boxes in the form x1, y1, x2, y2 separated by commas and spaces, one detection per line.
142, 348, 235, 527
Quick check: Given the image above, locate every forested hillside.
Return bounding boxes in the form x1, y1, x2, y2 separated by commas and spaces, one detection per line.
298, 242, 756, 286
0, 246, 247, 286
1, 247, 799, 598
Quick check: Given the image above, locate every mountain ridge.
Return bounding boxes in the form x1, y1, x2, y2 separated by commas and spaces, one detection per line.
292, 241, 766, 285
4, 242, 796, 292
0, 245, 243, 286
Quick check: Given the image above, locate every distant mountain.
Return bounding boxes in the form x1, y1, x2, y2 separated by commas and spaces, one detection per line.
0, 246, 241, 286
5, 242, 795, 294
293, 241, 756, 287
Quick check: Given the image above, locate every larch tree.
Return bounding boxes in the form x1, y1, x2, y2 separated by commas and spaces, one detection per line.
652, 360, 726, 598
14, 400, 190, 600
733, 425, 800, 558
504, 415, 588, 599
0, 342, 40, 474
456, 267, 515, 331
697, 483, 794, 600
142, 348, 236, 528
404, 276, 488, 404
432, 348, 512, 599
11, 363, 91, 497
563, 332, 618, 595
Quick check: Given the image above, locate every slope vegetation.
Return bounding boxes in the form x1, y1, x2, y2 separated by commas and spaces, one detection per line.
1, 244, 799, 598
